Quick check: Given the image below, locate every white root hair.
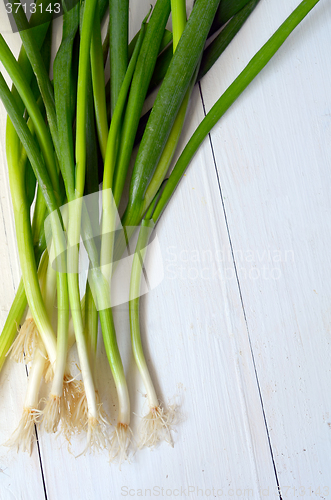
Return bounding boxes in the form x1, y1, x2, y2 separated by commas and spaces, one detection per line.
5, 407, 42, 455
7, 318, 38, 364
109, 423, 133, 467
42, 395, 63, 434
42, 374, 87, 436
139, 404, 178, 449
74, 406, 111, 457
62, 386, 112, 456
69, 388, 109, 435
70, 383, 89, 434
84, 414, 110, 454
63, 375, 84, 414
61, 376, 87, 439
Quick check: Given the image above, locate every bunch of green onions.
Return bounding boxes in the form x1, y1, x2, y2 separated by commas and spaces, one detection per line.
0, 0, 319, 461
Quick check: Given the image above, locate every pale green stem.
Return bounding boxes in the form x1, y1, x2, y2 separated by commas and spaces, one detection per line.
69, 0, 100, 421
91, 11, 108, 160
129, 220, 158, 409
171, 0, 187, 49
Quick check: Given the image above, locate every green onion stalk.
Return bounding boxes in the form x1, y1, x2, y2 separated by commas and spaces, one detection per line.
148, 0, 256, 92
0, 52, 69, 443
84, 283, 98, 384
0, 72, 57, 368
5, 338, 46, 455
0, 280, 27, 372
38, 0, 82, 437
2, 2, 76, 439
66, 0, 110, 452
7, 250, 48, 365
0, 5, 50, 372
109, 0, 129, 114
8, 169, 49, 372
129, 210, 177, 449
129, 0, 320, 449
42, 207, 83, 436
133, 0, 260, 148
95, 0, 185, 461
8, 0, 61, 157
41, 0, 110, 434
69, 62, 106, 438
91, 6, 108, 159
14, 1, 82, 436
112, 0, 171, 208
119, 0, 221, 258
130, 0, 195, 235
0, 35, 60, 196
0, 14, 71, 398
91, 15, 149, 463
6, 248, 56, 454
127, 0, 190, 449
106, 0, 173, 290
153, 0, 320, 220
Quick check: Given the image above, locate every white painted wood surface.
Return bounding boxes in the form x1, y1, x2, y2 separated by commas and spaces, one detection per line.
0, 1, 330, 498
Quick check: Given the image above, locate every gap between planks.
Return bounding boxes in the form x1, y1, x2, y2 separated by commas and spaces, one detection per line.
197, 81, 283, 500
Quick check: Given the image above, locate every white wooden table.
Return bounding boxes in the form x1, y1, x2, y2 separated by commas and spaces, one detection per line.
0, 1, 330, 498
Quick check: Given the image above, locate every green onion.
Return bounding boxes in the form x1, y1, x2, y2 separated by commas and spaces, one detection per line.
198, 0, 260, 80
0, 4, 53, 372
0, 35, 59, 198
109, 0, 129, 114
53, 0, 80, 201
212, 0, 255, 32
66, 0, 110, 451
0, 74, 59, 366
126, 0, 189, 449
91, 8, 108, 159
92, 14, 148, 463
0, 280, 26, 371
123, 0, 221, 230
171, 0, 187, 48
7, 251, 55, 453
112, 0, 171, 207
6, 337, 47, 454
2, 6, 71, 438
84, 60, 103, 415
8, 0, 60, 157
6, 252, 48, 365
128, 28, 173, 60
129, 215, 176, 448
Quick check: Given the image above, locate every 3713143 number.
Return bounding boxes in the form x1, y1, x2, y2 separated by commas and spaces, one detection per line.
5, 3, 61, 14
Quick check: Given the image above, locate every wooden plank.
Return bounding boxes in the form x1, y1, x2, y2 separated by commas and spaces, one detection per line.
200, 0, 331, 493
